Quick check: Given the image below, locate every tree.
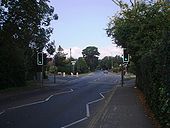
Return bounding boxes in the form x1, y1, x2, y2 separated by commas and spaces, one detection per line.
100, 56, 112, 70
106, 2, 170, 127
0, 0, 57, 87
100, 55, 122, 70
54, 45, 67, 68
46, 41, 56, 55
82, 46, 100, 71
75, 57, 89, 73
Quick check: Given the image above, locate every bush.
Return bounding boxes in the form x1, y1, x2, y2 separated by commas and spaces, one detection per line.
137, 42, 170, 127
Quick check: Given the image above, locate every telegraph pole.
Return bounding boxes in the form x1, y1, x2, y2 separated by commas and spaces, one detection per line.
70, 48, 72, 74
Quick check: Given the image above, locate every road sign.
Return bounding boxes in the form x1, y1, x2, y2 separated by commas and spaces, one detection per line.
71, 61, 76, 65
37, 52, 43, 65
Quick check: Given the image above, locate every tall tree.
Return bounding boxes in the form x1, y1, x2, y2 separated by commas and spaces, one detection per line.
82, 46, 100, 71
54, 45, 67, 67
0, 0, 56, 87
75, 57, 89, 73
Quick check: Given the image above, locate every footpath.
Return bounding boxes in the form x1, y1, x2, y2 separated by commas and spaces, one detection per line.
88, 78, 157, 128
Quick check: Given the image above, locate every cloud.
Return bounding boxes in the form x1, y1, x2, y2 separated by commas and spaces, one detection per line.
64, 47, 83, 59
64, 44, 122, 59
98, 44, 123, 59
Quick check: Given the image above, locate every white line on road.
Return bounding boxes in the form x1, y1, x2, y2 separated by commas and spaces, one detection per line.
60, 88, 116, 128
45, 89, 73, 102
0, 110, 5, 116
4, 89, 74, 111
61, 117, 88, 128
8, 100, 45, 110
86, 93, 105, 117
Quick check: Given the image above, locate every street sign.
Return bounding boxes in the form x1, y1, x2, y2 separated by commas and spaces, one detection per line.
37, 52, 43, 65
71, 61, 76, 65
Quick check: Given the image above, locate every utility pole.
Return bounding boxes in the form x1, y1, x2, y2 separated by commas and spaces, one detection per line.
70, 48, 72, 74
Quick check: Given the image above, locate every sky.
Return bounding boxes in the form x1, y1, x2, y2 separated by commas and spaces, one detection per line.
49, 0, 124, 59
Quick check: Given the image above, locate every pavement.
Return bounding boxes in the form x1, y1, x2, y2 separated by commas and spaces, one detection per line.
87, 81, 155, 128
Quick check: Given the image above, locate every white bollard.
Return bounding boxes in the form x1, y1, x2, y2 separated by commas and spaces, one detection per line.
76, 72, 79, 77
63, 72, 65, 77
71, 72, 73, 76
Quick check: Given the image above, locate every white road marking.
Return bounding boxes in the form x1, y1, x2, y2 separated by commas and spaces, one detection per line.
8, 100, 45, 110
61, 117, 88, 128
4, 89, 74, 111
0, 110, 5, 115
89, 81, 114, 85
45, 89, 73, 102
86, 104, 90, 117
60, 88, 117, 128
86, 93, 104, 117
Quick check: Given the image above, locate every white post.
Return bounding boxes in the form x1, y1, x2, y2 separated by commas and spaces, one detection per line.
76, 72, 79, 77
63, 72, 65, 77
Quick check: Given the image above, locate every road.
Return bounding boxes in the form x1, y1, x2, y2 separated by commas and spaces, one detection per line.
0, 71, 121, 128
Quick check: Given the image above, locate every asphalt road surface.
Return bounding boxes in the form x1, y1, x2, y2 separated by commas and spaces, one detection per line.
0, 71, 121, 128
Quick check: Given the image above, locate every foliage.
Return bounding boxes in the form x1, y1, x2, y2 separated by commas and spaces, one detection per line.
99, 55, 122, 70
54, 45, 67, 67
128, 61, 136, 74
106, 2, 170, 127
75, 57, 89, 73
0, 0, 56, 88
100, 56, 113, 70
57, 64, 70, 74
82, 46, 100, 71
49, 66, 57, 74
46, 41, 56, 55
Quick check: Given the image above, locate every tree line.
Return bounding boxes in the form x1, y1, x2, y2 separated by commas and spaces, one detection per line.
49, 45, 122, 74
106, 1, 169, 127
